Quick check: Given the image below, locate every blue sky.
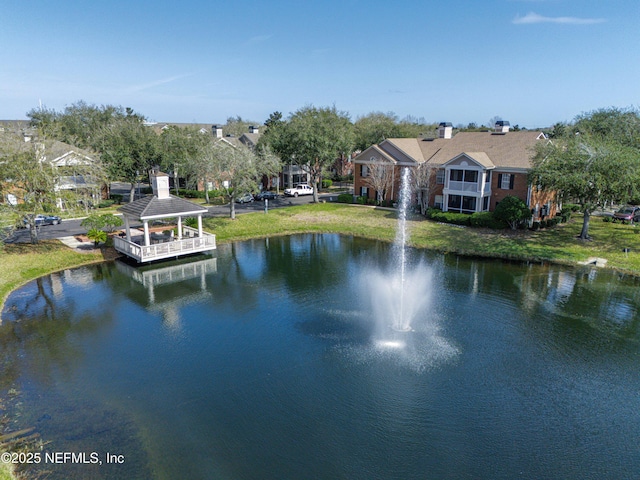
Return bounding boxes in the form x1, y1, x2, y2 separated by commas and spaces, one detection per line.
1, 0, 637, 128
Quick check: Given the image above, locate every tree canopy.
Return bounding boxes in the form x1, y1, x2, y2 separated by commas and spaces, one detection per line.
269, 105, 354, 203
530, 107, 640, 239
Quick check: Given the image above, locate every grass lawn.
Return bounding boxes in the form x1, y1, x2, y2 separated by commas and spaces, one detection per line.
204, 203, 640, 273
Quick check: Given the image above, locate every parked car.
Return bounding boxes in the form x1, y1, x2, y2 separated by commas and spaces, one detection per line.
284, 184, 314, 197
235, 193, 254, 204
22, 214, 62, 227
255, 190, 277, 200
612, 206, 640, 224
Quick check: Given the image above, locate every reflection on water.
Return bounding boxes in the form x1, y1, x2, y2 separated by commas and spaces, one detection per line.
1, 235, 640, 480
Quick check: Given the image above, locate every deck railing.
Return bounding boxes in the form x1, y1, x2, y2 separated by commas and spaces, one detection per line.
113, 229, 216, 263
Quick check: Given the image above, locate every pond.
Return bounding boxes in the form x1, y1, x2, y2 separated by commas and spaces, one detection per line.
2, 234, 639, 479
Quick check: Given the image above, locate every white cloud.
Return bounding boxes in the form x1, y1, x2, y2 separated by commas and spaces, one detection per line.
513, 12, 606, 25
246, 34, 273, 45
124, 74, 193, 94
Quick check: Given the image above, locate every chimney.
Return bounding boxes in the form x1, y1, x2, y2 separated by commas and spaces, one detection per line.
150, 168, 171, 199
249, 125, 259, 134
438, 122, 453, 139
494, 120, 510, 133
212, 125, 223, 138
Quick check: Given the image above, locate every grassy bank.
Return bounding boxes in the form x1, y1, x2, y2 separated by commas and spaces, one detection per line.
0, 241, 111, 320
204, 203, 640, 272
2, 204, 640, 319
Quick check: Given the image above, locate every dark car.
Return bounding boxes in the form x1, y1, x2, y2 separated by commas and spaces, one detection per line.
612, 206, 640, 224
22, 214, 62, 227
255, 191, 277, 200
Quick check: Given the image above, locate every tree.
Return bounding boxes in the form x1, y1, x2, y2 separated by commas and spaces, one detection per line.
0, 136, 59, 243
273, 106, 354, 203
223, 115, 261, 138
27, 101, 132, 148
209, 142, 280, 219
353, 112, 401, 151
81, 213, 123, 233
159, 125, 209, 195
413, 163, 434, 215
493, 196, 531, 230
96, 114, 161, 202
360, 162, 395, 204
530, 107, 640, 239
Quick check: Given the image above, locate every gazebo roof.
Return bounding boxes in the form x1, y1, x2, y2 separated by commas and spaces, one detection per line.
118, 195, 208, 221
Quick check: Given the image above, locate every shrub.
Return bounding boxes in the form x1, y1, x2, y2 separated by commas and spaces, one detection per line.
184, 217, 198, 228
356, 196, 367, 205
81, 213, 123, 233
109, 194, 123, 204
564, 203, 580, 212
87, 228, 107, 246
602, 216, 612, 223
424, 207, 442, 219
322, 179, 333, 188
494, 196, 531, 230
470, 212, 507, 229
530, 221, 541, 231
428, 210, 471, 226
337, 193, 353, 203
97, 199, 115, 208
557, 210, 571, 223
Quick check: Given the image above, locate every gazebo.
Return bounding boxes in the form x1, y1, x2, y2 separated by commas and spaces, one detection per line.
113, 170, 216, 262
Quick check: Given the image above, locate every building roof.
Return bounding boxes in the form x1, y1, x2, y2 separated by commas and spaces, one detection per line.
118, 194, 208, 220
366, 130, 546, 170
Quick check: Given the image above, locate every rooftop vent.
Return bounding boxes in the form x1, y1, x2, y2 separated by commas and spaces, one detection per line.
438, 122, 453, 139
494, 120, 510, 133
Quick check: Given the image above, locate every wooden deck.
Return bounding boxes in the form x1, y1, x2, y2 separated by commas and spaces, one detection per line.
113, 226, 216, 263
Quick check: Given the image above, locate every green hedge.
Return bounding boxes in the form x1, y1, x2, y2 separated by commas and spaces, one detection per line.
426, 209, 471, 226
337, 193, 353, 203
469, 212, 507, 229
425, 208, 508, 229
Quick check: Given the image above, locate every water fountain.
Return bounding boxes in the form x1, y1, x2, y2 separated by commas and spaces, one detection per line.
364, 166, 431, 335
392, 167, 413, 331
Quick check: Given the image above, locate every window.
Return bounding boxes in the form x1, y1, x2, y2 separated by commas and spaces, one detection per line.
462, 196, 476, 213
434, 195, 443, 209
450, 169, 464, 182
360, 165, 369, 177
360, 186, 368, 197
436, 170, 445, 185
483, 196, 489, 211
464, 170, 478, 183
485, 170, 491, 183
499, 173, 514, 190
447, 194, 476, 213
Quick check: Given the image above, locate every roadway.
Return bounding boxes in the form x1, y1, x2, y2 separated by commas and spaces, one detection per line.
6, 190, 346, 243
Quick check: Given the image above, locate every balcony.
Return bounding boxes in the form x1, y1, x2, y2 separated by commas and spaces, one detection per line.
446, 181, 491, 195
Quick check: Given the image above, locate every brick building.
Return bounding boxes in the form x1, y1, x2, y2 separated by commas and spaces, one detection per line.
353, 122, 556, 221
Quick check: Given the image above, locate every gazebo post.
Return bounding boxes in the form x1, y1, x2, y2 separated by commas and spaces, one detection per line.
124, 216, 131, 242
198, 215, 203, 237
143, 220, 150, 246
177, 217, 183, 240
